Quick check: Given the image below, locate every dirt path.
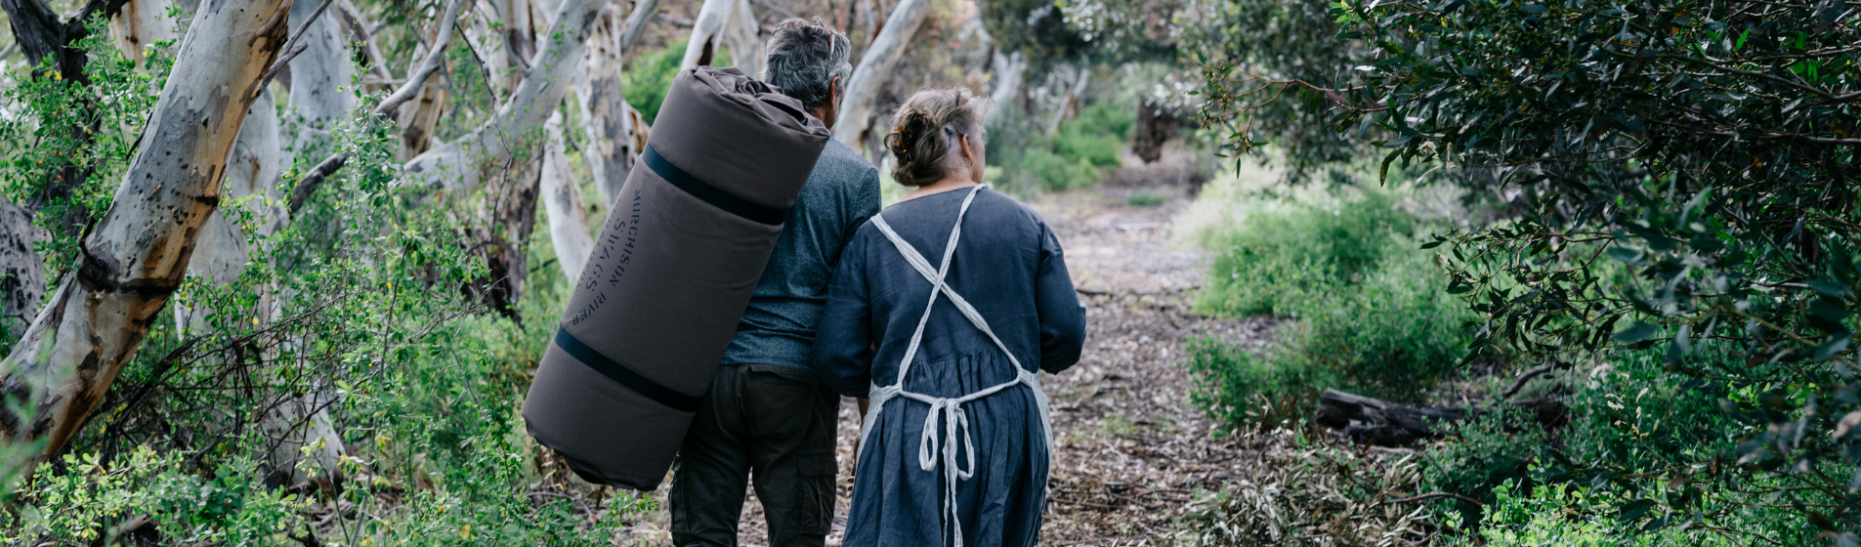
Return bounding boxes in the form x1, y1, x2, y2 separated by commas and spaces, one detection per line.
614, 182, 1269, 546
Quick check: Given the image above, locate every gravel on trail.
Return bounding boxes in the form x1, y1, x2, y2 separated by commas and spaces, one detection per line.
607, 183, 1273, 546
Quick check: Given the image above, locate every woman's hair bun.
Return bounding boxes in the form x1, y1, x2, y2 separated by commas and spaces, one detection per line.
884, 89, 987, 187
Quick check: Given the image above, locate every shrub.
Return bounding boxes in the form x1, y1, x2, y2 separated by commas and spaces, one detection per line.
1277, 251, 1476, 401
622, 44, 687, 125
1185, 338, 1337, 429
1196, 188, 1414, 317
986, 100, 1136, 194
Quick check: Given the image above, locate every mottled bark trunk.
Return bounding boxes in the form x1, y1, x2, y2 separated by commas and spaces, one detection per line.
184, 90, 283, 289
575, 2, 643, 205
405, 0, 603, 317
0, 0, 293, 460
0, 200, 44, 340
540, 115, 592, 279
832, 0, 931, 149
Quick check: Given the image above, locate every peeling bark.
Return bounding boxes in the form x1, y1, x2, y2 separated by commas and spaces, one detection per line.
372, 0, 464, 118
395, 19, 451, 161
574, 1, 650, 204
832, 0, 931, 149
185, 89, 284, 289
540, 115, 591, 279
108, 0, 177, 65
0, 0, 293, 460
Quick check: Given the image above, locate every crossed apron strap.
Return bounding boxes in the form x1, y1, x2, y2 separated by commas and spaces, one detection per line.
856, 185, 1052, 547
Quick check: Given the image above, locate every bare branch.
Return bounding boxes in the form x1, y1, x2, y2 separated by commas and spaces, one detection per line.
289, 152, 351, 214
373, 0, 467, 116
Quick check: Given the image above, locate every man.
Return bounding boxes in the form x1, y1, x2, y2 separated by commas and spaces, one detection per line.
668, 19, 879, 547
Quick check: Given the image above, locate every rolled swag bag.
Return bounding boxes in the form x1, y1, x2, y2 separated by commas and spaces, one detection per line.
523, 66, 831, 490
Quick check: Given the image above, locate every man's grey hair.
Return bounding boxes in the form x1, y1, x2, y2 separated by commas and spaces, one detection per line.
762, 19, 852, 110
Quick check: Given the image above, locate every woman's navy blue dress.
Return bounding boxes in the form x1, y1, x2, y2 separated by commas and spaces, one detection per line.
814, 186, 1087, 547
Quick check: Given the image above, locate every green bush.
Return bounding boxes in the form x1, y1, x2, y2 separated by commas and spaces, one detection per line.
986, 100, 1135, 194
1276, 251, 1476, 401
622, 44, 687, 125
1196, 189, 1414, 317
1185, 338, 1337, 429
1186, 184, 1466, 426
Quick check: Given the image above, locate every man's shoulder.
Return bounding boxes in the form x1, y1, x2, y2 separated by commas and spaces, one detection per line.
809, 140, 879, 183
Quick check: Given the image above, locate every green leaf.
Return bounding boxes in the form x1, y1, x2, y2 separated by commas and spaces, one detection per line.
1810, 278, 1850, 298
1606, 247, 1643, 265
1614, 321, 1658, 343
1816, 335, 1851, 361
1617, 499, 1657, 522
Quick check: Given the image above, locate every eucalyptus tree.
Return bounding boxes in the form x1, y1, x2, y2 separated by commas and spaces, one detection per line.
0, 0, 295, 463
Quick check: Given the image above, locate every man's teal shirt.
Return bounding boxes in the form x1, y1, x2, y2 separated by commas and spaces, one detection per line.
720, 139, 882, 370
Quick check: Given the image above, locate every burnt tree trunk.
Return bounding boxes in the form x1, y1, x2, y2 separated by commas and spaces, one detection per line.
1315, 389, 1569, 446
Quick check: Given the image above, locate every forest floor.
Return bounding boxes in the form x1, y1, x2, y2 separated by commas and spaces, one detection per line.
613, 179, 1273, 546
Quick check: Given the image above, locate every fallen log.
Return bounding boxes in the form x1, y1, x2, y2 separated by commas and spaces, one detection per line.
1315, 389, 1569, 446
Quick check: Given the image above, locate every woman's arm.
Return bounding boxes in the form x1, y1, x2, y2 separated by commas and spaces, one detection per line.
1034, 222, 1088, 374
814, 235, 877, 397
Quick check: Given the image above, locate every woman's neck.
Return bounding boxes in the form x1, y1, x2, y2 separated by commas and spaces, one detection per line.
901, 177, 980, 202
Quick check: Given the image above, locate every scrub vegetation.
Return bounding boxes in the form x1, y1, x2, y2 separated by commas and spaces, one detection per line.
0, 0, 1854, 543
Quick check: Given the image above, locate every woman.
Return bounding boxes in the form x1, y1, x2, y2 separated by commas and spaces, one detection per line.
814, 88, 1088, 547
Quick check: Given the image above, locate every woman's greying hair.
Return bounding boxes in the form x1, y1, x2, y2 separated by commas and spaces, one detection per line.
762, 19, 852, 111
885, 89, 988, 187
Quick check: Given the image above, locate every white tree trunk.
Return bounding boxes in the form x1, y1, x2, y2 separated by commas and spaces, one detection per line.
833, 0, 933, 148
285, 0, 354, 162
575, 2, 642, 205
541, 114, 592, 279
184, 89, 284, 290
679, 0, 759, 73
723, 0, 762, 77
491, 0, 536, 90
395, 20, 451, 161
402, 0, 606, 194
1046, 63, 1090, 135
985, 49, 1024, 127
108, 0, 177, 65
0, 0, 292, 459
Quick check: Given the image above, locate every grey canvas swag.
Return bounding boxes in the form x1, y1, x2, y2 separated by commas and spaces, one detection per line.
523, 66, 832, 491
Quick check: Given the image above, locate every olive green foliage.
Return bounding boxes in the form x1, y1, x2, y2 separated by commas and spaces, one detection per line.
0, 19, 169, 272
1417, 410, 1553, 525
1181, 0, 1372, 176
986, 101, 1134, 193
977, 0, 1088, 69
1192, 0, 1861, 540
622, 43, 689, 125
0, 34, 654, 545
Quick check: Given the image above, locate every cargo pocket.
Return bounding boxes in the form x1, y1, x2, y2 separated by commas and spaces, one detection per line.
794, 450, 838, 536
